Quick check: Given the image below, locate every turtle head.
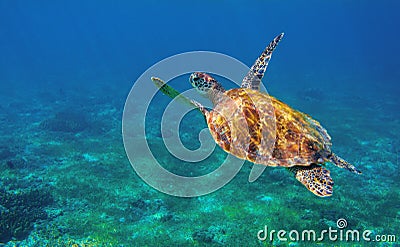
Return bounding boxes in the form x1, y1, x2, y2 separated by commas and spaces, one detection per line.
189, 72, 225, 95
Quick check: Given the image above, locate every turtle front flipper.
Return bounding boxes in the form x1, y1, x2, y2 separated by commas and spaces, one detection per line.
289, 164, 334, 197
241, 33, 284, 91
151, 77, 208, 115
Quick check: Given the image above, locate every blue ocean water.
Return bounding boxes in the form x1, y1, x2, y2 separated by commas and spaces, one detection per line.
0, 1, 399, 246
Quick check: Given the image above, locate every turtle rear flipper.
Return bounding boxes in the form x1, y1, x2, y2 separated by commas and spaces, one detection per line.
290, 164, 334, 197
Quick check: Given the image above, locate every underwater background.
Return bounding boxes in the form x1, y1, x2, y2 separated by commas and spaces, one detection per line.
0, 0, 399, 246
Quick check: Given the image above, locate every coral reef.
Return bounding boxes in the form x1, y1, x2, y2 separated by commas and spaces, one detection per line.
0, 188, 53, 242
40, 110, 89, 133
192, 226, 227, 244
0, 146, 14, 160
124, 198, 172, 223
1, 74, 398, 247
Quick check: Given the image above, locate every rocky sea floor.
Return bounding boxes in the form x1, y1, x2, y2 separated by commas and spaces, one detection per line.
0, 83, 399, 246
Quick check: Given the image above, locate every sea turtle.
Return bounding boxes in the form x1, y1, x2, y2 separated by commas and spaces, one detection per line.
151, 33, 361, 197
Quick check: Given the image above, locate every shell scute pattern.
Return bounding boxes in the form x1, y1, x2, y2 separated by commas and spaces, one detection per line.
208, 88, 276, 164
269, 97, 329, 167
207, 111, 232, 153
208, 88, 331, 168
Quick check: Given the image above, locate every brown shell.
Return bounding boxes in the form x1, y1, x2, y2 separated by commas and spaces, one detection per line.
205, 88, 331, 167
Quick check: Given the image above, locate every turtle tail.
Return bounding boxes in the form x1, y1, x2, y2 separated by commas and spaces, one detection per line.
328, 153, 362, 174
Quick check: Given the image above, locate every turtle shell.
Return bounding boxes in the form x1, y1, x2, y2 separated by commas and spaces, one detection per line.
205, 88, 332, 167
